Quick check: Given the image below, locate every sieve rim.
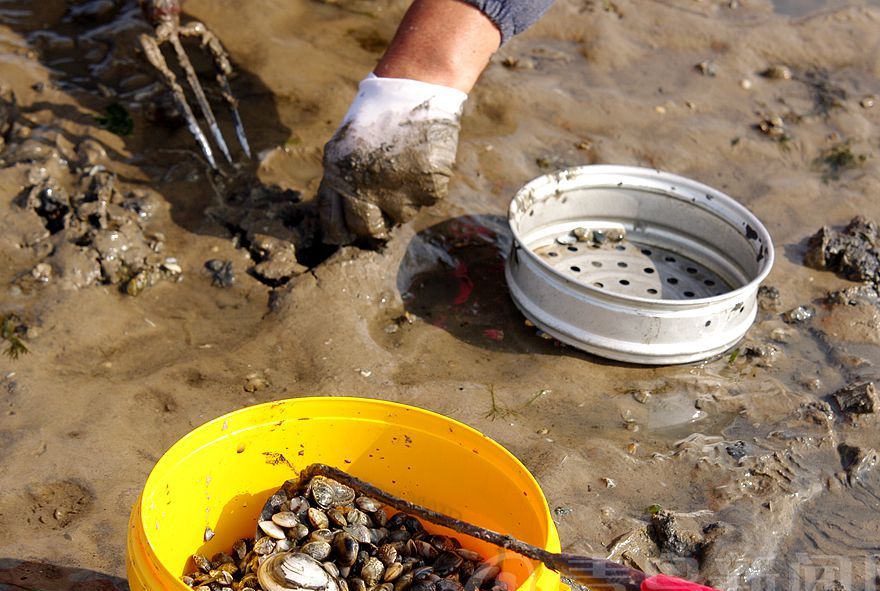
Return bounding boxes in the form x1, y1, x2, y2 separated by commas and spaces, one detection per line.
507, 165, 774, 307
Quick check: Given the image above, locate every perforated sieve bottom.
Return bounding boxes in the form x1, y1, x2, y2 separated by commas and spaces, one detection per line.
533, 237, 731, 300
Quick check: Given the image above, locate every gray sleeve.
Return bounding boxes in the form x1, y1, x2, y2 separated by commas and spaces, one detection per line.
459, 0, 555, 44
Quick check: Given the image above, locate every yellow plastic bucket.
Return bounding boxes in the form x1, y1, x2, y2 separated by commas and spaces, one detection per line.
127, 397, 566, 591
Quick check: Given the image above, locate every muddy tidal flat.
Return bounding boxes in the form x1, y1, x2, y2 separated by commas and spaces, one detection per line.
1, 1, 880, 590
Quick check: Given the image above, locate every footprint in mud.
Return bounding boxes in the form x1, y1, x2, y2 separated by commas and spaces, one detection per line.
22, 479, 94, 530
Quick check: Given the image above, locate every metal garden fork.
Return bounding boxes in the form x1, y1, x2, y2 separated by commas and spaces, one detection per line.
138, 0, 251, 169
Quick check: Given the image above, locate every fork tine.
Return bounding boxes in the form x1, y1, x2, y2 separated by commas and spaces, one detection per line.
167, 30, 234, 164
180, 22, 252, 159
139, 32, 219, 169
217, 75, 251, 158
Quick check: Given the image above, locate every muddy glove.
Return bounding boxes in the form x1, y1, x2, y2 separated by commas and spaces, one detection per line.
318, 74, 467, 244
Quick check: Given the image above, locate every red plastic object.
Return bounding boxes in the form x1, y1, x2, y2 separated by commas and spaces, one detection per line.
641, 574, 723, 591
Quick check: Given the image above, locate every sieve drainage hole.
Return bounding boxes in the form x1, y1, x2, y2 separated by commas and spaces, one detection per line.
686, 267, 698, 274
591, 261, 602, 267
617, 262, 628, 268
704, 279, 715, 286
615, 245, 626, 251
705, 320, 712, 327
647, 288, 658, 294
641, 249, 652, 256
594, 282, 604, 288
570, 266, 581, 272
567, 246, 578, 252
548, 252, 559, 257
665, 256, 676, 262
619, 279, 630, 286
667, 277, 679, 285
643, 267, 655, 274
684, 291, 695, 297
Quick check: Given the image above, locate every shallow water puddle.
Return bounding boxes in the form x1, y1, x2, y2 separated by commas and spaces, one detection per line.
773, 0, 880, 15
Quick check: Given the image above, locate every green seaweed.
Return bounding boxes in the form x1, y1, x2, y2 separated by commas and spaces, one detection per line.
1, 314, 29, 359
815, 140, 867, 182
96, 103, 134, 137
484, 385, 519, 421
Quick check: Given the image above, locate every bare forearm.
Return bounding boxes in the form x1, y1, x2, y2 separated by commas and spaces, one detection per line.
374, 0, 501, 93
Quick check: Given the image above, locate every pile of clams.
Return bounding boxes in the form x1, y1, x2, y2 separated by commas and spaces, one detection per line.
182, 476, 508, 591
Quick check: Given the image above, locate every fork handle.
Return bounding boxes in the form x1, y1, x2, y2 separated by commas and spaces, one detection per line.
641, 574, 722, 591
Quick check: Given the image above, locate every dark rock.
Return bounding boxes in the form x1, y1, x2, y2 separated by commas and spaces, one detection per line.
832, 381, 878, 416
725, 441, 747, 460
805, 217, 880, 287
206, 259, 235, 288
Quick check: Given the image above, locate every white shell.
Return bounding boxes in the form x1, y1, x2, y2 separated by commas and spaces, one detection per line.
259, 520, 288, 540
258, 552, 341, 591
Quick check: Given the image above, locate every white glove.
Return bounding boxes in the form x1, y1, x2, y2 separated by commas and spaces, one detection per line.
317, 74, 467, 244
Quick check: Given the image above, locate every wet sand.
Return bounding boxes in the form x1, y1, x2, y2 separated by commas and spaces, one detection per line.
1, 0, 880, 589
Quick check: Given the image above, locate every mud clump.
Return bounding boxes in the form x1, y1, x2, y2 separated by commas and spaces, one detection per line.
757, 285, 781, 311
2, 88, 178, 295
648, 510, 705, 559
837, 443, 878, 485
831, 381, 878, 417
207, 184, 329, 286
15, 168, 177, 294
805, 217, 880, 288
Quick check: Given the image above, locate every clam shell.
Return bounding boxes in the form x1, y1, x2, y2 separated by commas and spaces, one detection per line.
383, 563, 404, 582
333, 531, 359, 567
393, 572, 414, 591
343, 524, 371, 544
327, 508, 347, 528
346, 508, 369, 527
360, 557, 385, 587
272, 511, 301, 528
260, 520, 288, 540
355, 497, 381, 513
254, 536, 277, 555
309, 528, 334, 544
377, 543, 397, 566
308, 508, 330, 530
257, 552, 340, 591
192, 554, 211, 573
301, 541, 332, 561
309, 476, 355, 509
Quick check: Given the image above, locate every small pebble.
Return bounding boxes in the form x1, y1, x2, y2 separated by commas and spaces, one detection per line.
860, 96, 876, 109
740, 78, 752, 90
763, 65, 792, 80
782, 305, 814, 324
695, 61, 717, 77
632, 390, 651, 404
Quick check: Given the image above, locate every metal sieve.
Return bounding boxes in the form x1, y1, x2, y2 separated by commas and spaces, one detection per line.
505, 165, 774, 364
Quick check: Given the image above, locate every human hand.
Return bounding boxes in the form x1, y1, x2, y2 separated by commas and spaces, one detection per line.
317, 74, 467, 244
